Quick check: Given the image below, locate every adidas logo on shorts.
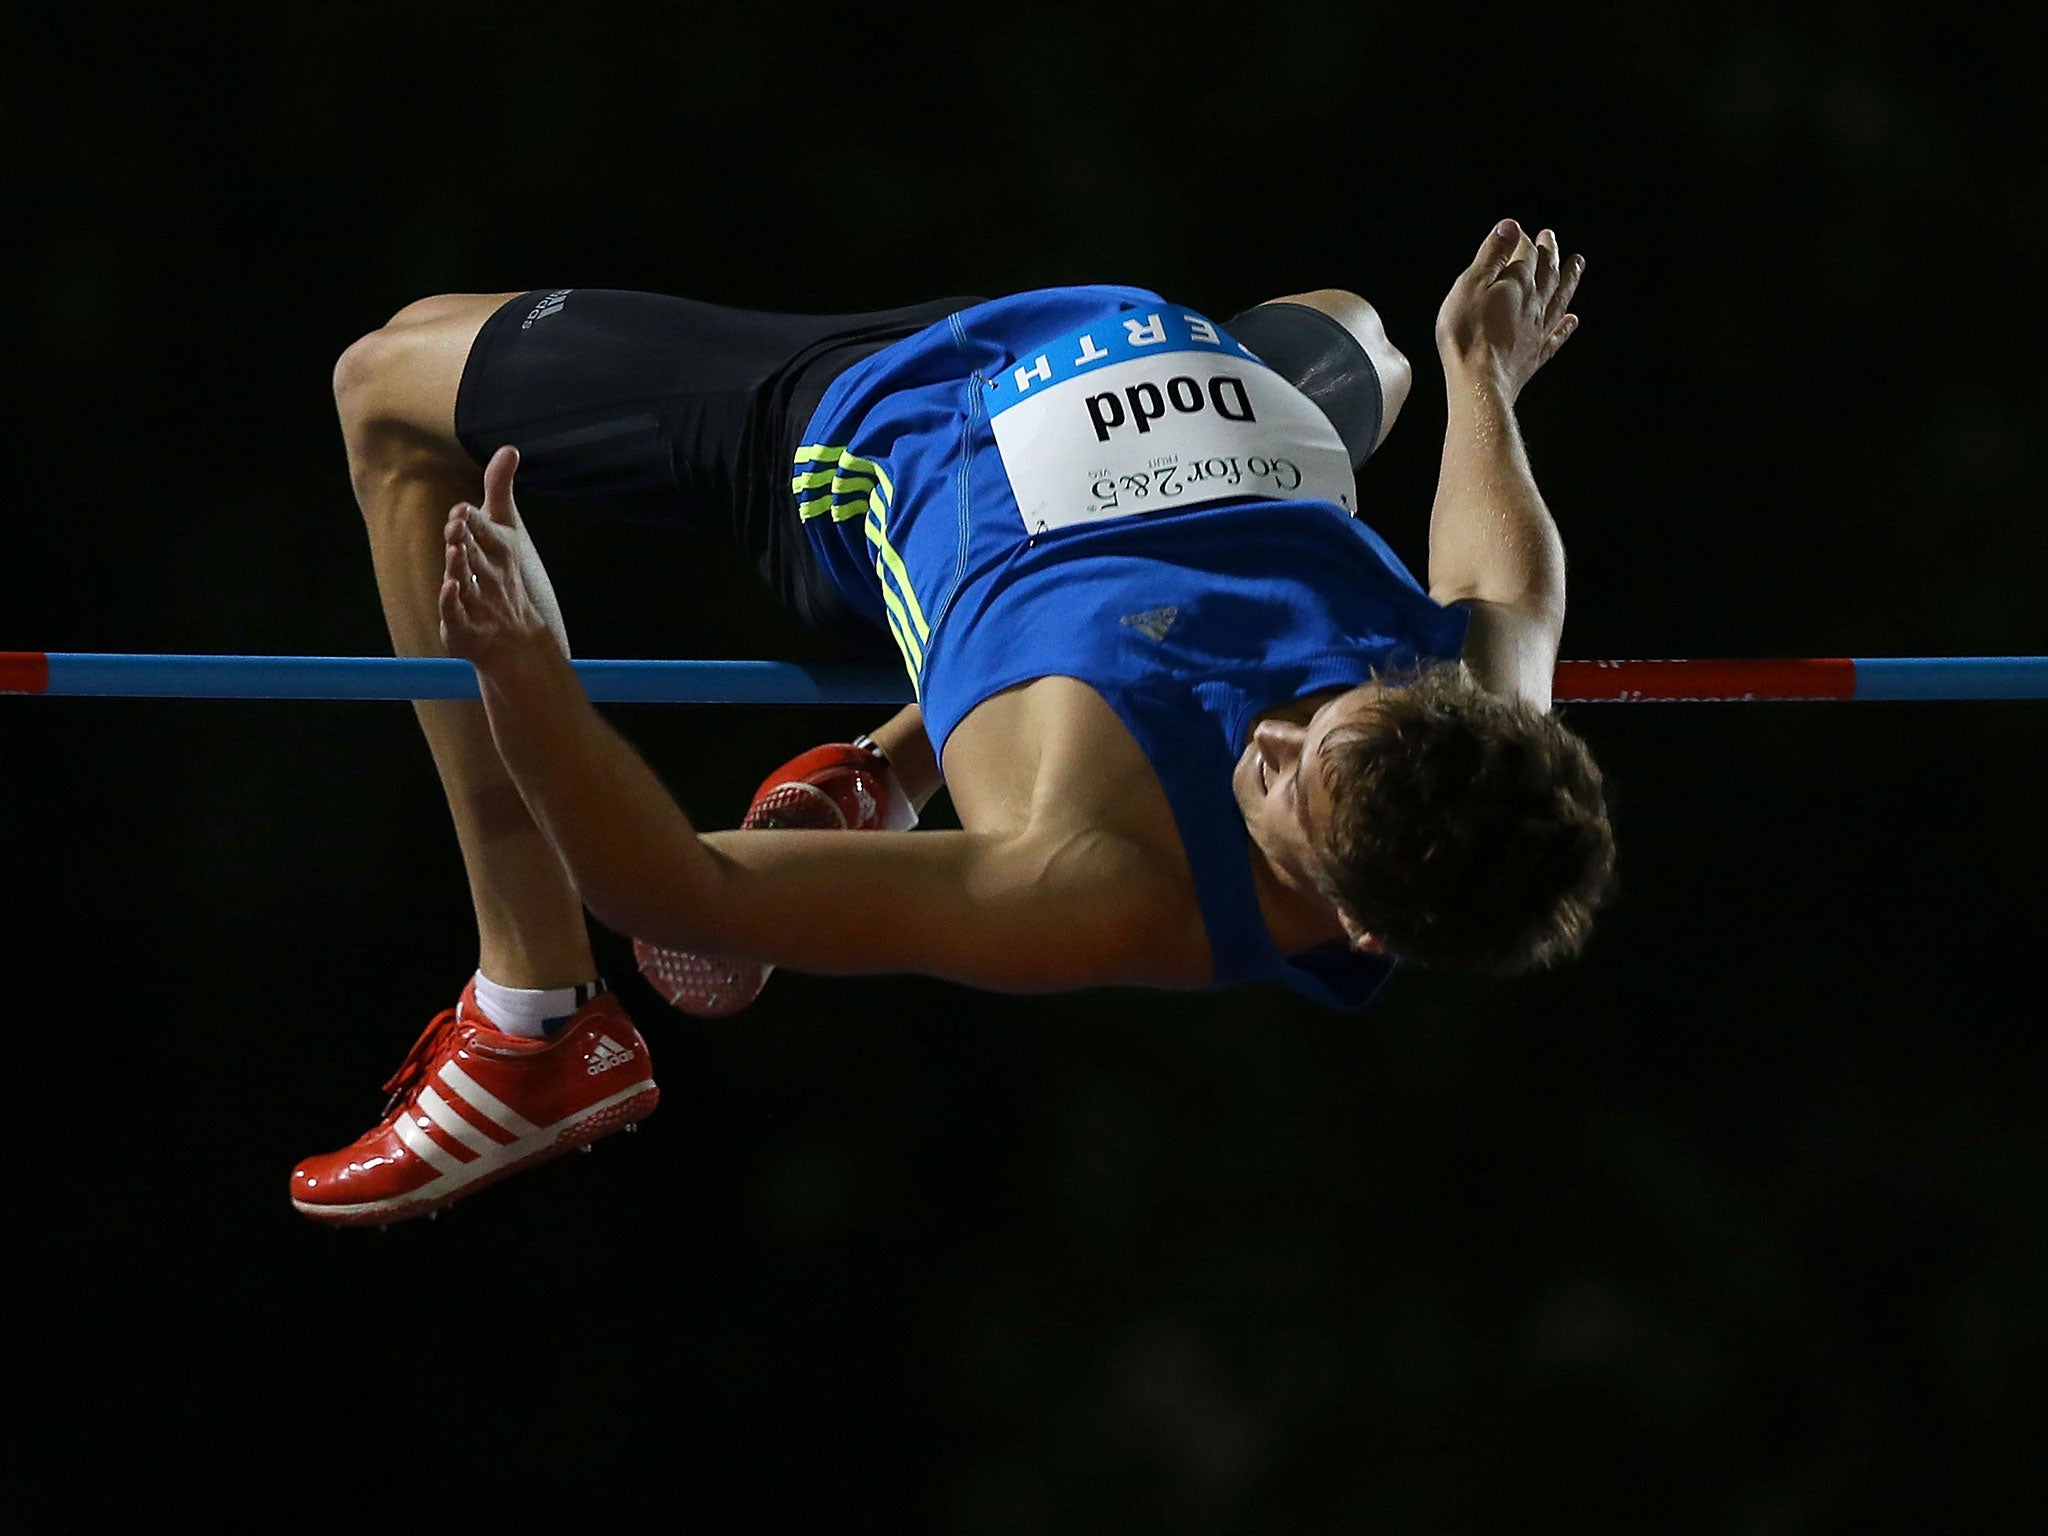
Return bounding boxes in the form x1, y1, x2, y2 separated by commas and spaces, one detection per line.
521, 289, 574, 330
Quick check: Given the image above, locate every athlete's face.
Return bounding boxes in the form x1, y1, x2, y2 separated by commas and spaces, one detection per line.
1233, 684, 1383, 895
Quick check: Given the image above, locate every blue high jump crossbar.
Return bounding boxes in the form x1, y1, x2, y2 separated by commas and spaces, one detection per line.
4, 652, 2048, 703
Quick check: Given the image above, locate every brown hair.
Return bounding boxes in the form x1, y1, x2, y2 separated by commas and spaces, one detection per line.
1312, 664, 1617, 974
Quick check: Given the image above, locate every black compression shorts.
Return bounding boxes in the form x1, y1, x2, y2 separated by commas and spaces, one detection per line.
453, 288, 1384, 657
455, 288, 981, 658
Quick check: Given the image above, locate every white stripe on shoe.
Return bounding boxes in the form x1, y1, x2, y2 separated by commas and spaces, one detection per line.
417, 1084, 505, 1157
438, 1062, 541, 1137
394, 1111, 471, 1176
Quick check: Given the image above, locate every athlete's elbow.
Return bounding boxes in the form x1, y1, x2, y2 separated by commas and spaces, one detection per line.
1430, 569, 1565, 619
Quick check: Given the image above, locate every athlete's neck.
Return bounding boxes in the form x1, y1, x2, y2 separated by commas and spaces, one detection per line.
1246, 838, 1348, 956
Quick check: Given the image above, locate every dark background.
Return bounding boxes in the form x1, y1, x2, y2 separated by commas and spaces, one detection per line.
5, 5, 2043, 1532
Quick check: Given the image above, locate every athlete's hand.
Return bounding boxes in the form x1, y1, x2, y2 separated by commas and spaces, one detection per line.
438, 444, 572, 666
1434, 219, 1584, 401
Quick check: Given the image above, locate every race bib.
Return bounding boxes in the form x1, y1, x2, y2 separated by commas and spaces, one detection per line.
984, 307, 1356, 535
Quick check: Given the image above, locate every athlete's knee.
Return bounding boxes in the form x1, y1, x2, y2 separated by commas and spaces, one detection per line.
333, 293, 511, 465
333, 304, 436, 445
1237, 288, 1411, 465
331, 324, 398, 439
1283, 289, 1411, 444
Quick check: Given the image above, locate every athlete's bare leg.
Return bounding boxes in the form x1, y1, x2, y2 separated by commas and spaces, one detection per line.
332, 293, 596, 989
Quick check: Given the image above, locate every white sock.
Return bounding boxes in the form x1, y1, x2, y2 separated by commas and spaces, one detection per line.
469, 971, 603, 1039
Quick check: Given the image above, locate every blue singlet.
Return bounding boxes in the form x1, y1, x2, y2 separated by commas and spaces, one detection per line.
794, 286, 1470, 1010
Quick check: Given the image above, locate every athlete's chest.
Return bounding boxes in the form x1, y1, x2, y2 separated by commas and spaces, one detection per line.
945, 678, 1343, 819
941, 678, 1206, 975
944, 676, 1354, 975
941, 678, 1157, 826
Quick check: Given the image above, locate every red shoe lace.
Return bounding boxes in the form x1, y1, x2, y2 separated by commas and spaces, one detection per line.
380, 1006, 465, 1115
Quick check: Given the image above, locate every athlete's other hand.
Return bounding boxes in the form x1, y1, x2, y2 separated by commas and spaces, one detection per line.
1434, 219, 1584, 401
438, 444, 571, 666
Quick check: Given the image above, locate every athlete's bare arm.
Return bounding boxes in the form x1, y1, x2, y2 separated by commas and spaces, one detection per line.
1426, 219, 1584, 711
439, 446, 1173, 993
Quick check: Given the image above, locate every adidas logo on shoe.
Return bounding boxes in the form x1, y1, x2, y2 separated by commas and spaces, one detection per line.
585, 1034, 638, 1075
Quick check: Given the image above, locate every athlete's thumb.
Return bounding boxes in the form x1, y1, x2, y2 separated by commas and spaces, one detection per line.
481, 443, 521, 524
1471, 218, 1524, 281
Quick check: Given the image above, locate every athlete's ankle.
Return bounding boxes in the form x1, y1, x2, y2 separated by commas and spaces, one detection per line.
467, 970, 605, 1038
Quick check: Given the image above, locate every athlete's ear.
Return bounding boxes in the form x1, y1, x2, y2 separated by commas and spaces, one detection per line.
1335, 907, 1387, 955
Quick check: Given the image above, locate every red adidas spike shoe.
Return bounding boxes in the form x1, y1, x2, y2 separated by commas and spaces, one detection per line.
290, 981, 658, 1228
635, 738, 917, 1017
